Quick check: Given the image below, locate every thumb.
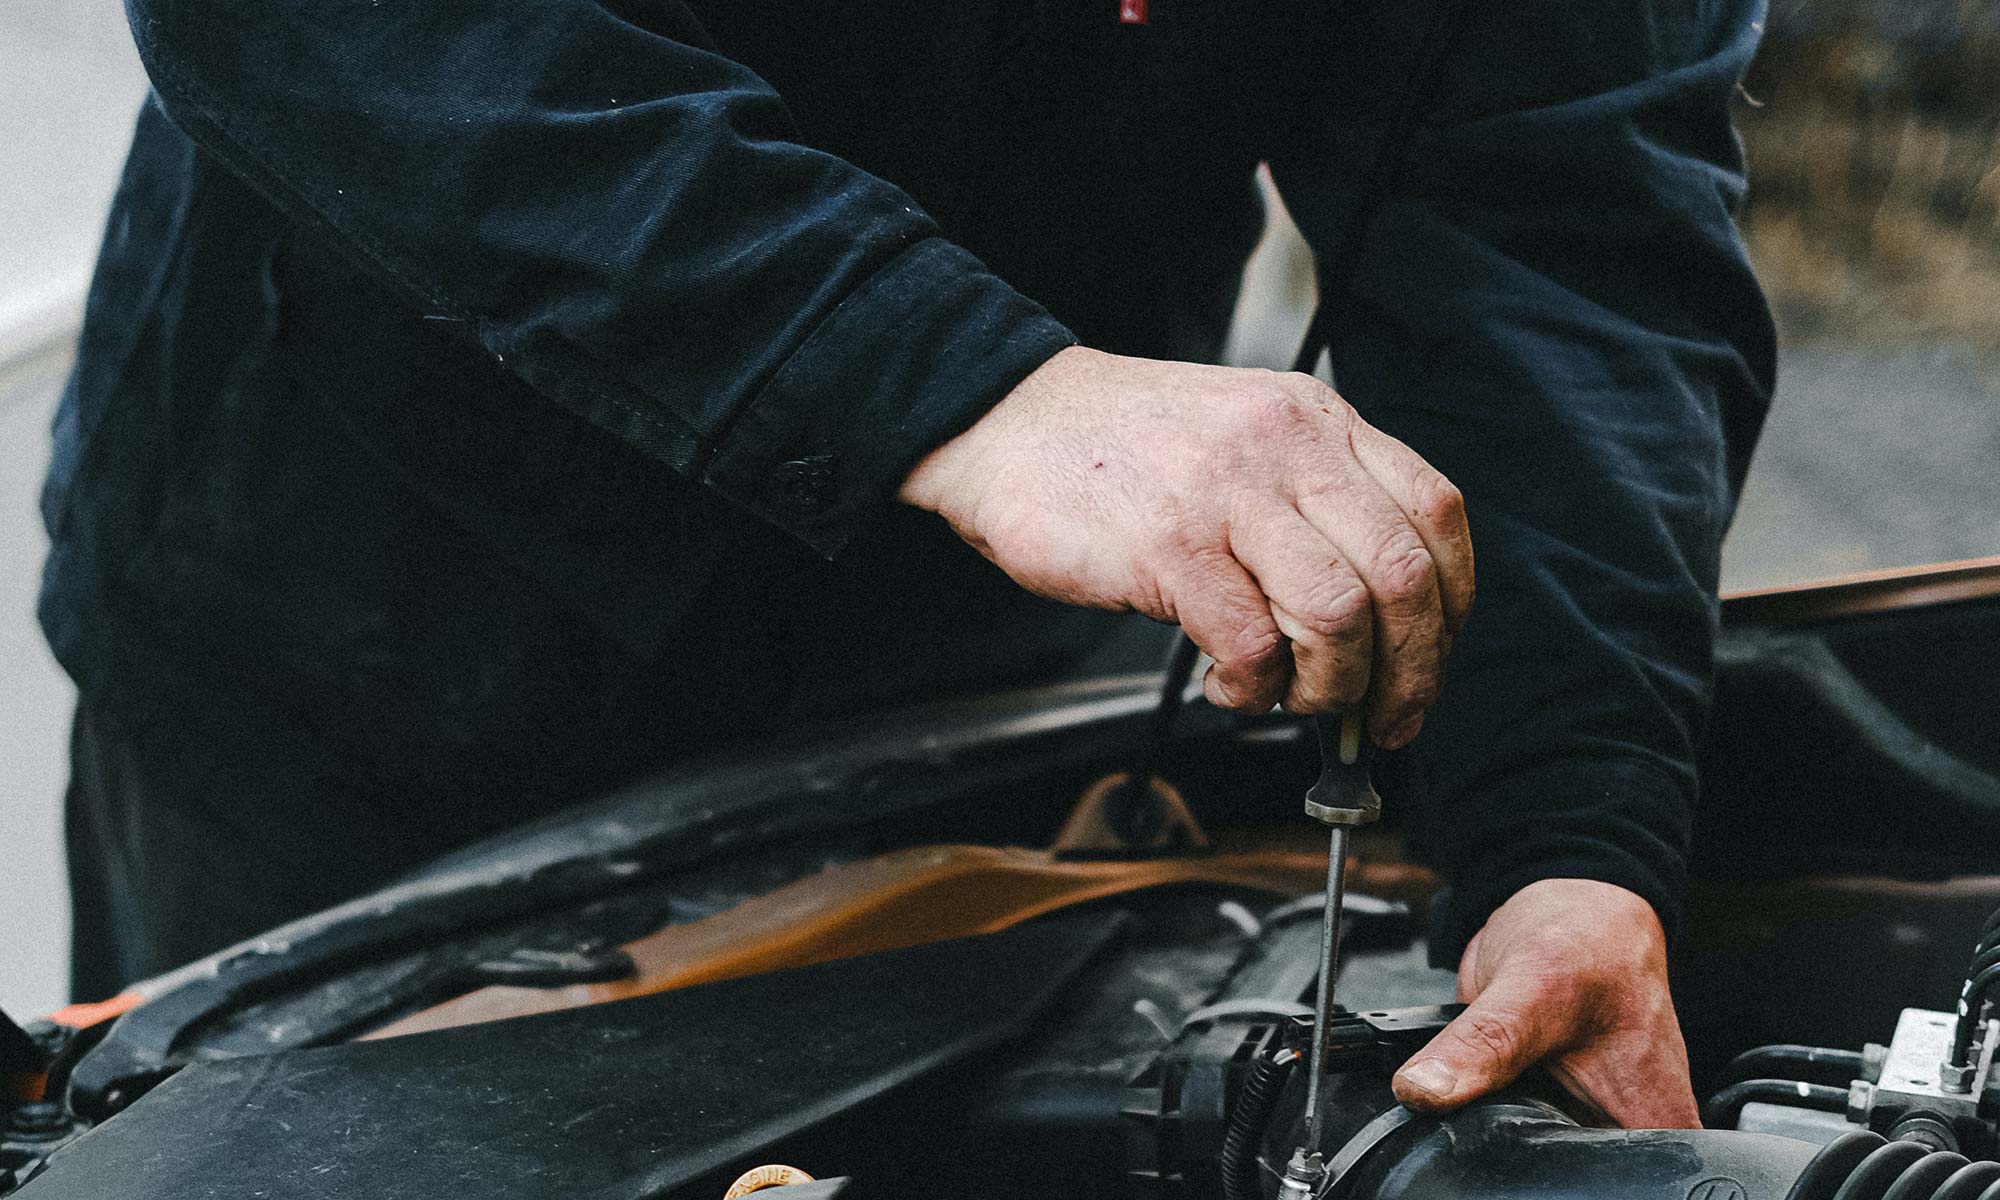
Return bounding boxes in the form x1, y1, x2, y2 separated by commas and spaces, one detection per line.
1392, 974, 1570, 1112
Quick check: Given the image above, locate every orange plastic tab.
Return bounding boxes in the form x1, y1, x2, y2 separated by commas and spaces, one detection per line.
45, 991, 145, 1030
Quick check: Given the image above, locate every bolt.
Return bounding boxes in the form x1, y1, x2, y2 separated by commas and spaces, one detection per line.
1940, 1061, 1977, 1094
1276, 1149, 1329, 1200
1860, 1043, 1888, 1084
1847, 1080, 1874, 1126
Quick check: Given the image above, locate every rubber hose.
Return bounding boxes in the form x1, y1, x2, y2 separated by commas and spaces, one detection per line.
1952, 963, 2000, 1067
1222, 1050, 1299, 1200
1719, 1045, 1867, 1089
1787, 1131, 2000, 1200
1703, 1078, 1849, 1131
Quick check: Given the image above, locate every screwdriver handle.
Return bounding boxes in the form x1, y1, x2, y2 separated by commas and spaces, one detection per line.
1303, 713, 1382, 827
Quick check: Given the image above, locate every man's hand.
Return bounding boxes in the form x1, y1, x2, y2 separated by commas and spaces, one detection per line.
898, 347, 1474, 745
1391, 878, 1699, 1128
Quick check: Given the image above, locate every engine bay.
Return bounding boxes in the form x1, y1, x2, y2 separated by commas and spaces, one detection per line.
3, 572, 1998, 1198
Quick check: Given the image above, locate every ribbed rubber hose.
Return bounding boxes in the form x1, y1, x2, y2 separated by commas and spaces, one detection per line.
1785, 1131, 2000, 1200
1222, 1050, 1300, 1200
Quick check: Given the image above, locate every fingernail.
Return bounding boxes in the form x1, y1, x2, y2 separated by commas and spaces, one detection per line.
1396, 1058, 1457, 1100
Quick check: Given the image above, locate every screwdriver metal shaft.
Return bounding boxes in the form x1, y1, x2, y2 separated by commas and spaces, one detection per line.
1304, 821, 1350, 1155
1300, 712, 1382, 1163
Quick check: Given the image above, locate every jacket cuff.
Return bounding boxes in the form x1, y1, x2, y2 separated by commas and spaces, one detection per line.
1424, 757, 1691, 968
701, 237, 1076, 556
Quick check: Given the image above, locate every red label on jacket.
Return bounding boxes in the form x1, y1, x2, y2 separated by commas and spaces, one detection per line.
1120, 0, 1147, 24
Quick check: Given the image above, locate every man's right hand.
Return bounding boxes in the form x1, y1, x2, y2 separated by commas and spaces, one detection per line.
898, 347, 1475, 744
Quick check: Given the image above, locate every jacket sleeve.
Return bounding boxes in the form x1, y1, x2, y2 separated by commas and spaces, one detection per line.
120, 0, 1073, 555
1273, 0, 1777, 959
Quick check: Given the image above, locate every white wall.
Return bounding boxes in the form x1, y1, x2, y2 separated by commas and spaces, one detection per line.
0, 1, 149, 1018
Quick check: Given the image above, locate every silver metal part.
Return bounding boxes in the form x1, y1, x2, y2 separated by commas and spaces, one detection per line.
1276, 1149, 1328, 1200
1847, 1080, 1873, 1125
1304, 826, 1350, 1156
1860, 1042, 1888, 1083
1303, 794, 1382, 826
1868, 1007, 1996, 1121
1300, 713, 1384, 1159
1736, 1100, 1855, 1145
1323, 1104, 1422, 1192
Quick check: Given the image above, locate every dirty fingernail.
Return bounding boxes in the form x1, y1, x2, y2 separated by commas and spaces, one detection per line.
1397, 1058, 1457, 1100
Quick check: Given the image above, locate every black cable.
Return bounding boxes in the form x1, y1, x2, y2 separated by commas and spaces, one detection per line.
1941, 911, 2000, 1069
1137, 634, 1203, 778
1221, 1048, 1301, 1200
1978, 905, 2000, 949
1952, 944, 2000, 1062
1950, 961, 2000, 1068
1701, 1078, 1848, 1131
1941, 904, 2000, 1068
1716, 1044, 1865, 1090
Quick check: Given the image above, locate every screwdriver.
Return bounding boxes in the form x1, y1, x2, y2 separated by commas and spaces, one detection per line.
1300, 711, 1382, 1165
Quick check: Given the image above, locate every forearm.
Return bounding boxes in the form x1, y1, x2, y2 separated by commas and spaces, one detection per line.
126, 0, 1070, 553
1273, 0, 1776, 954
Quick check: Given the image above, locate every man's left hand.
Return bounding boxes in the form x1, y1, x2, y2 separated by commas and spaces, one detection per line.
1390, 878, 1699, 1128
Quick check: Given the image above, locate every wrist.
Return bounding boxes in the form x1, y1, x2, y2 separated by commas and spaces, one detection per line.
895, 345, 1097, 514
1422, 757, 1690, 967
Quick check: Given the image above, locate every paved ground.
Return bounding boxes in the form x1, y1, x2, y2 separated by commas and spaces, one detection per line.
1724, 345, 2000, 588
0, 6, 1993, 1021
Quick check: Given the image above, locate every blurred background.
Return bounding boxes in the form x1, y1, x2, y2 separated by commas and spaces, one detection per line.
1, 0, 1995, 1019
3, 0, 149, 1021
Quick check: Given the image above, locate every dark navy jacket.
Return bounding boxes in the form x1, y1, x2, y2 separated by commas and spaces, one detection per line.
41, 0, 1774, 958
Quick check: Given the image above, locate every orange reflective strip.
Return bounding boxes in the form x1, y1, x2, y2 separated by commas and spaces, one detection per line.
45, 991, 144, 1030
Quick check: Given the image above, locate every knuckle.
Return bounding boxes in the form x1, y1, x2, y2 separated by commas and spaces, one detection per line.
1454, 1012, 1525, 1067
1242, 391, 1316, 443
1291, 576, 1371, 641
1413, 471, 1466, 529
1369, 532, 1437, 605
1216, 687, 1276, 715
1217, 617, 1284, 670
1277, 371, 1338, 401
1242, 378, 1345, 444
1284, 682, 1332, 715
